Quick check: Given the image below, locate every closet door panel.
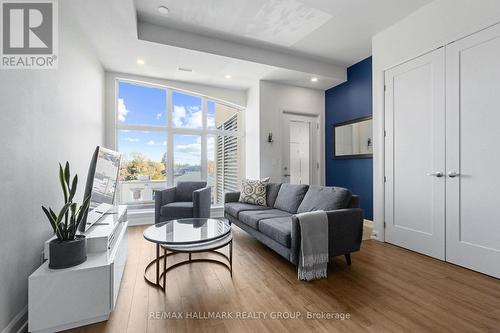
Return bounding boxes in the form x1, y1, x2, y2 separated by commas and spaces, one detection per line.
385, 48, 446, 260
446, 23, 500, 278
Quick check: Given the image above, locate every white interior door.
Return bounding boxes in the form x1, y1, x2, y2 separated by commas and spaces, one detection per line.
446, 24, 500, 278
282, 113, 318, 185
289, 121, 310, 184
385, 48, 446, 260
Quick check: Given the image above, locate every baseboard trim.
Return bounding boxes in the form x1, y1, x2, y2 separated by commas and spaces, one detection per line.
30, 314, 108, 333
362, 220, 374, 241
1, 305, 27, 333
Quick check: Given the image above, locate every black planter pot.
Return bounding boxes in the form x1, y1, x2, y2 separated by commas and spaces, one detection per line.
49, 235, 87, 269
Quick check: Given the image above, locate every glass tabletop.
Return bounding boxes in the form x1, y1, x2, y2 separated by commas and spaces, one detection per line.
143, 218, 231, 245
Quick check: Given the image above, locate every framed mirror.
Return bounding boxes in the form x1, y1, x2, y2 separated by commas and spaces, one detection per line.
333, 116, 373, 159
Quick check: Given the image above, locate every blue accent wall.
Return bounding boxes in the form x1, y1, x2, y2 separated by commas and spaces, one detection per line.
325, 57, 373, 219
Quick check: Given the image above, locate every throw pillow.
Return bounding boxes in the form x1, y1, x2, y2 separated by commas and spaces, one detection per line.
273, 183, 309, 213
239, 178, 270, 206
266, 182, 282, 207
297, 185, 352, 213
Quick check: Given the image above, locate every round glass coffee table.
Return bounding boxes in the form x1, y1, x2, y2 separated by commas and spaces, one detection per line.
143, 218, 232, 291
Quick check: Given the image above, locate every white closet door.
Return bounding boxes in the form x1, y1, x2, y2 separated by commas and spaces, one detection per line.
385, 48, 446, 259
446, 24, 500, 278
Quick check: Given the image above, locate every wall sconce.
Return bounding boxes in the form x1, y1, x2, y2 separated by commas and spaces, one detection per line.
267, 132, 274, 143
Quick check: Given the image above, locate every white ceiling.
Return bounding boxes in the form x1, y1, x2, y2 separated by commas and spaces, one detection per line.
136, 0, 432, 66
67, 0, 432, 92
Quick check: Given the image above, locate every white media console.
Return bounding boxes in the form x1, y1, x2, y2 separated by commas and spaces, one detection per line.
28, 205, 128, 333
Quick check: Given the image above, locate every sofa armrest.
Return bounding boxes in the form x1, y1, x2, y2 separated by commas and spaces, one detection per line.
193, 187, 211, 218
155, 187, 176, 224
326, 208, 364, 256
224, 191, 240, 203
348, 195, 360, 208
290, 208, 364, 265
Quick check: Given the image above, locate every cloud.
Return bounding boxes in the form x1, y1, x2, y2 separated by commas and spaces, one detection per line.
174, 146, 201, 165
186, 108, 203, 128
207, 137, 215, 155
117, 98, 130, 122
156, 112, 162, 120
147, 140, 155, 145
172, 106, 186, 127
172, 105, 202, 128
162, 141, 167, 146
207, 117, 216, 128
175, 143, 201, 154
173, 136, 203, 165
122, 137, 140, 143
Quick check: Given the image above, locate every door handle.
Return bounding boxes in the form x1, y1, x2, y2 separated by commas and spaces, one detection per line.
427, 172, 443, 178
283, 174, 291, 177
448, 171, 460, 178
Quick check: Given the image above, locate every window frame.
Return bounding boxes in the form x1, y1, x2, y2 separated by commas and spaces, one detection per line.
114, 78, 244, 202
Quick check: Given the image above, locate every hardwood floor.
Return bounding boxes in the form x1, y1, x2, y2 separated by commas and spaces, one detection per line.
67, 225, 500, 333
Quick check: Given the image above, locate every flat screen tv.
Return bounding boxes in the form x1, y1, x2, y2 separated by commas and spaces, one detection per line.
79, 146, 122, 232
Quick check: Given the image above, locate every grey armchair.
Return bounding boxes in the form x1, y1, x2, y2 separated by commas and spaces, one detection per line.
155, 181, 211, 224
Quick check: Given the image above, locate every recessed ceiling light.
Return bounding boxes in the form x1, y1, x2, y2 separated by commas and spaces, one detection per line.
158, 6, 170, 15
136, 59, 145, 65
311, 77, 318, 82
225, 74, 232, 79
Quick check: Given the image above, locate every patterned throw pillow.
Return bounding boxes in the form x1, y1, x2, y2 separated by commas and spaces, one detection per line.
239, 178, 270, 206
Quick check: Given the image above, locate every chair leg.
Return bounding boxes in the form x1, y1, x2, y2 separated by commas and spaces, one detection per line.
345, 253, 352, 266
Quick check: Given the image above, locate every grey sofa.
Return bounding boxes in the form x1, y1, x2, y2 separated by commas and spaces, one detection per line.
155, 181, 211, 224
224, 183, 363, 266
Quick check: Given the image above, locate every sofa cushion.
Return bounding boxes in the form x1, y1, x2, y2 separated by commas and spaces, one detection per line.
273, 183, 309, 213
259, 217, 292, 248
266, 183, 282, 207
239, 178, 270, 206
297, 186, 352, 213
224, 202, 271, 219
160, 202, 193, 220
176, 181, 207, 202
238, 209, 292, 230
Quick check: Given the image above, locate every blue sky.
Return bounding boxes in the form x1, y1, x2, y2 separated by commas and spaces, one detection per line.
207, 100, 215, 128
118, 82, 166, 126
118, 82, 217, 129
118, 130, 166, 162
117, 82, 214, 166
172, 91, 203, 128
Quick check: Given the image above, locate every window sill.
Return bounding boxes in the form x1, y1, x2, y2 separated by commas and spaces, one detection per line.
124, 205, 225, 226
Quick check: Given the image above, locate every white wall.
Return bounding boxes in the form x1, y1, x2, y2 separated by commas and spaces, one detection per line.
259, 81, 325, 184
372, 0, 500, 241
244, 83, 260, 179
0, 3, 105, 331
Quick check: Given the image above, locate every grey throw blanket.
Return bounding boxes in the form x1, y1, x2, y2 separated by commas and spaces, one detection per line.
296, 210, 329, 281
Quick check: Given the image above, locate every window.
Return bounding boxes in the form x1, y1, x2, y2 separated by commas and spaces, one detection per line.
172, 91, 203, 129
118, 82, 166, 126
117, 130, 167, 181
115, 80, 243, 208
173, 134, 201, 185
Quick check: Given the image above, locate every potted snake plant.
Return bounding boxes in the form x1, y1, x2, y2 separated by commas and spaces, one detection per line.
41, 162, 91, 269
